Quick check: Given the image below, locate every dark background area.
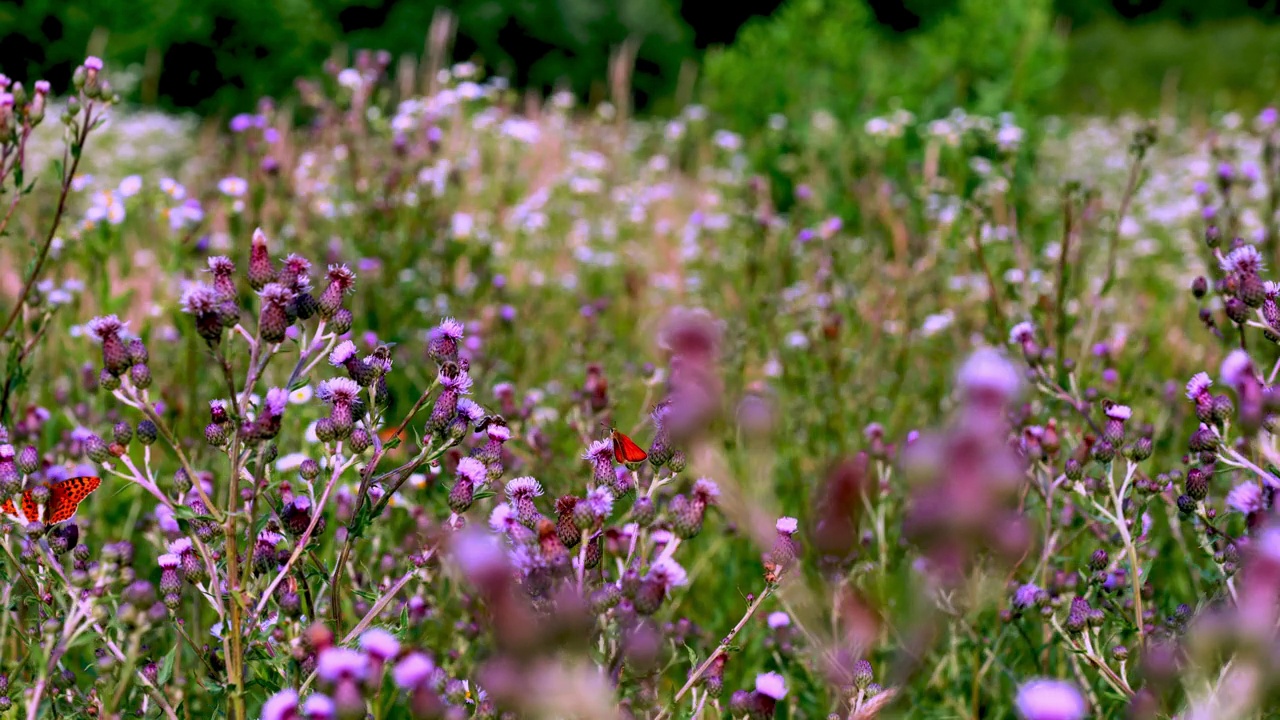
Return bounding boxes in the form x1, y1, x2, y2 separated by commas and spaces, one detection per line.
1, 0, 1279, 117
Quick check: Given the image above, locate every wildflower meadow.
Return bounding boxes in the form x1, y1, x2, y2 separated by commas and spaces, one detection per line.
6, 30, 1280, 720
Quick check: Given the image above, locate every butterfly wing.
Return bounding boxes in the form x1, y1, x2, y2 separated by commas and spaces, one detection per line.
0, 497, 17, 520
611, 429, 648, 464
20, 490, 40, 524
46, 476, 101, 524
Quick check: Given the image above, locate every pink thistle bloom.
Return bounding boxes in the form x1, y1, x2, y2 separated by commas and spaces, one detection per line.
755, 672, 787, 700
316, 647, 367, 683
1014, 678, 1086, 720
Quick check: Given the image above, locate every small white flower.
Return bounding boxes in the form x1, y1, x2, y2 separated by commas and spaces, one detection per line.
288, 386, 313, 404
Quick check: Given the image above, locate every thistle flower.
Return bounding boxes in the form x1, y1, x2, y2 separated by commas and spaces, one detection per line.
261, 689, 300, 720
755, 672, 787, 700
359, 628, 400, 663
258, 283, 296, 344
1102, 403, 1131, 445
669, 494, 704, 538
583, 438, 615, 486
88, 315, 130, 375
427, 363, 472, 432
316, 647, 368, 684
765, 517, 801, 581
429, 317, 465, 362
279, 253, 313, 293
181, 283, 225, 343
1014, 678, 1086, 720
249, 227, 275, 290
692, 477, 720, 510
318, 378, 361, 438
1227, 481, 1265, 514
556, 496, 582, 547
302, 694, 336, 720
330, 341, 374, 386
159, 552, 182, 608
506, 476, 544, 528
318, 264, 357, 319
392, 652, 435, 689
635, 557, 687, 614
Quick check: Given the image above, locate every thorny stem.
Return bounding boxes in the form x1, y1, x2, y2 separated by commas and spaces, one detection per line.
655, 584, 775, 720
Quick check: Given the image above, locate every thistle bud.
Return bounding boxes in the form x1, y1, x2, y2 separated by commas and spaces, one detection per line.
330, 307, 353, 335
248, 228, 275, 290
631, 496, 656, 526
85, 434, 110, 463
137, 420, 158, 445
1191, 276, 1208, 299
113, 421, 134, 447
318, 264, 356, 319
100, 368, 121, 391
448, 477, 474, 513
349, 427, 371, 454
205, 423, 229, 446
16, 446, 38, 475
129, 363, 152, 389
300, 458, 320, 480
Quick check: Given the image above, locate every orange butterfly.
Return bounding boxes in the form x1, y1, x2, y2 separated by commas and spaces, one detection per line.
608, 426, 648, 465
1, 476, 101, 525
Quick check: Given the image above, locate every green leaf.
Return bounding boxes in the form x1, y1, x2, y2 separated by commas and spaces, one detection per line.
289, 375, 310, 391
158, 645, 178, 685
383, 436, 401, 450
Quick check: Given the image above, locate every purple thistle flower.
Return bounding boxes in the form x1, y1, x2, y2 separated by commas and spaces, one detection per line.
88, 315, 131, 375
755, 672, 787, 700
438, 366, 473, 394
280, 253, 313, 292
1014, 678, 1086, 720
1012, 583, 1041, 610
583, 438, 613, 462
648, 557, 688, 590
692, 477, 720, 507
428, 317, 465, 362
317, 264, 357, 320
583, 486, 614, 520
329, 341, 358, 366
456, 398, 485, 422
258, 283, 296, 343
1227, 481, 1265, 514
776, 517, 798, 535
261, 689, 300, 720
392, 652, 435, 689
316, 647, 368, 683
302, 694, 335, 720
457, 457, 488, 487
505, 476, 544, 501
264, 388, 288, 418
359, 628, 400, 662
1221, 349, 1256, 387
1221, 244, 1265, 276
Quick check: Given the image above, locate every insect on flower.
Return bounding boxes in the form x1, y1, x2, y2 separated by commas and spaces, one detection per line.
604, 424, 648, 465
1, 476, 102, 525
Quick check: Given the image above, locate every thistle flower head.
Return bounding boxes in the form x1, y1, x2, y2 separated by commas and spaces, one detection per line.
302, 695, 334, 719
325, 264, 357, 295
957, 348, 1021, 402
692, 478, 721, 505
1014, 678, 1086, 720
1104, 404, 1131, 421
647, 557, 688, 590
456, 457, 488, 487
489, 503, 519, 533
584, 486, 614, 519
1186, 372, 1213, 400
754, 672, 788, 700
180, 284, 219, 314
258, 283, 296, 308
505, 476, 544, 501
264, 388, 288, 417
158, 553, 181, 569
318, 378, 361, 406
358, 628, 400, 661
438, 366, 473, 393
261, 689, 299, 720
1009, 321, 1035, 344
1227, 481, 1265, 514
1221, 244, 1265, 275
87, 315, 126, 341
329, 341, 358, 366
206, 256, 236, 278
280, 253, 312, 290
1013, 583, 1041, 610
456, 398, 485, 422
437, 317, 465, 340
316, 647, 368, 683
583, 438, 613, 462
168, 538, 193, 555
776, 516, 799, 535
392, 652, 435, 689
767, 611, 791, 628
487, 422, 512, 441
1221, 349, 1256, 387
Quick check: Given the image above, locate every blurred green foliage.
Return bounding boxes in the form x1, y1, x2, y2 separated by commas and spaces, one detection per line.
3, 0, 1280, 119
700, 0, 1066, 132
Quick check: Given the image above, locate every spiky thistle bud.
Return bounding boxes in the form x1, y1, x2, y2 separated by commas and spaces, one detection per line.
85, 434, 109, 463
248, 228, 275, 290
669, 494, 704, 539
16, 446, 37, 475
318, 264, 356, 319
129, 363, 152, 389
88, 316, 130, 375
137, 420, 158, 445
113, 421, 133, 447
350, 428, 371, 454
428, 318, 464, 363
330, 307, 353, 335
181, 285, 224, 343
206, 423, 229, 446
126, 338, 149, 366
556, 496, 582, 548
257, 283, 296, 344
